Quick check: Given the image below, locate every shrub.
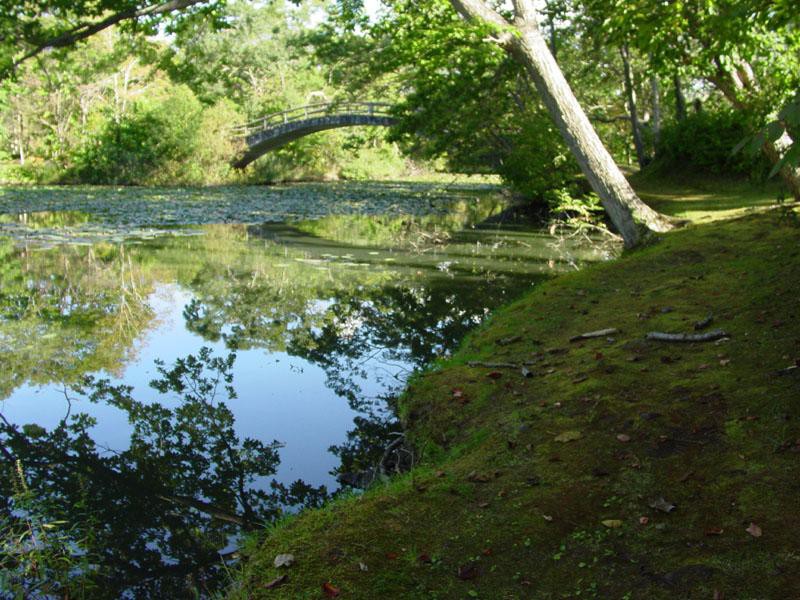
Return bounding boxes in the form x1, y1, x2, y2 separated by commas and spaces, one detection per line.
654, 109, 771, 178
70, 85, 242, 185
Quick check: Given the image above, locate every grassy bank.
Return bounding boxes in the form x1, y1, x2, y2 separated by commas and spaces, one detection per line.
233, 180, 799, 599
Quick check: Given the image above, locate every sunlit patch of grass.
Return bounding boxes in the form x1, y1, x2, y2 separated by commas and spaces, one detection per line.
631, 171, 787, 222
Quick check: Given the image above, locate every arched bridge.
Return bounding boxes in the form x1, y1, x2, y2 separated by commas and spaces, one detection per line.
231, 102, 396, 169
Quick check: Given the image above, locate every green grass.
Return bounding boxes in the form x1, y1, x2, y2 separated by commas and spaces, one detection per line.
232, 178, 800, 599
631, 171, 786, 223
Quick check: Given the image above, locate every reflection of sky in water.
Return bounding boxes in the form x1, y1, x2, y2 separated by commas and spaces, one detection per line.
2, 284, 385, 491
0, 196, 616, 496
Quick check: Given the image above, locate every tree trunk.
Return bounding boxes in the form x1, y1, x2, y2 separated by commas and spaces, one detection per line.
673, 75, 687, 121
547, 13, 557, 60
763, 131, 800, 200
620, 45, 648, 169
449, 0, 674, 248
16, 112, 25, 166
650, 75, 662, 151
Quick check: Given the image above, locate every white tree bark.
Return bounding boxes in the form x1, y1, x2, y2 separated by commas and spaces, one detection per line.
449, 0, 673, 248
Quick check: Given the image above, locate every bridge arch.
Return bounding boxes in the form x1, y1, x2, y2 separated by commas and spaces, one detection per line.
231, 102, 396, 169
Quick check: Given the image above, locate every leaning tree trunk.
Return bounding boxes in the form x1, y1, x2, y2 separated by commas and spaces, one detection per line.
620, 45, 648, 169
449, 0, 674, 248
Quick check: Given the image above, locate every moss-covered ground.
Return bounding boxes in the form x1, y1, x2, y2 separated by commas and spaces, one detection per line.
233, 179, 800, 599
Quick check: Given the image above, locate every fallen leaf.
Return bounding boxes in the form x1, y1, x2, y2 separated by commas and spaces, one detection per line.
602, 519, 623, 528
542, 514, 553, 522
746, 523, 762, 538
554, 430, 583, 443
358, 562, 368, 572
467, 471, 490, 483
616, 433, 631, 443
418, 553, 432, 564
705, 527, 724, 536
386, 552, 399, 560
273, 553, 295, 569
264, 574, 288, 590
481, 548, 493, 556
639, 516, 649, 525
478, 502, 490, 509
649, 497, 676, 513
322, 582, 340, 597
435, 470, 446, 478
487, 371, 502, 379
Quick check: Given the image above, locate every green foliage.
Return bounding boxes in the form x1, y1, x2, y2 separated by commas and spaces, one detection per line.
0, 461, 96, 598
315, 0, 581, 201
756, 93, 800, 176
70, 84, 239, 185
654, 110, 770, 178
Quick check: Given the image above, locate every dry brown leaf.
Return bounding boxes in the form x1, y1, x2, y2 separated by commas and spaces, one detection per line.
746, 523, 762, 538
322, 582, 340, 597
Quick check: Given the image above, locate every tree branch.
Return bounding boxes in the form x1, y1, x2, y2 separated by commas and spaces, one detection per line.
13, 0, 205, 70
448, 0, 509, 30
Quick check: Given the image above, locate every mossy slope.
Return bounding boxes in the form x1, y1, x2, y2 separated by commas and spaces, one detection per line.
235, 208, 800, 599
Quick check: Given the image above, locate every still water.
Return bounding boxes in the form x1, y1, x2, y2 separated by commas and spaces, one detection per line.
0, 182, 614, 597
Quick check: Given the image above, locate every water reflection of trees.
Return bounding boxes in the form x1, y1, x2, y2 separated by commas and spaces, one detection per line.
0, 211, 580, 596
1, 348, 324, 599
180, 245, 532, 485
0, 240, 154, 400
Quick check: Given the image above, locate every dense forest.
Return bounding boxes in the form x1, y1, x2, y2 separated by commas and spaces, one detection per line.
2, 1, 797, 198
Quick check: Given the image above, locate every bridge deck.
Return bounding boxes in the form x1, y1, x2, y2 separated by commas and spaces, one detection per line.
231, 102, 396, 168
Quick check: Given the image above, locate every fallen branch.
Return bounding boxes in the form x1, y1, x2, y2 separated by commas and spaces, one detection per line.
468, 361, 519, 369
569, 328, 618, 342
646, 330, 729, 343
694, 313, 714, 331
467, 360, 539, 369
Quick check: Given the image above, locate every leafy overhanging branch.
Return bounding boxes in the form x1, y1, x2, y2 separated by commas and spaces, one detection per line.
6, 0, 210, 75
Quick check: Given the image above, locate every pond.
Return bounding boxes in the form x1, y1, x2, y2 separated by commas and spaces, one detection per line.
0, 182, 616, 598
